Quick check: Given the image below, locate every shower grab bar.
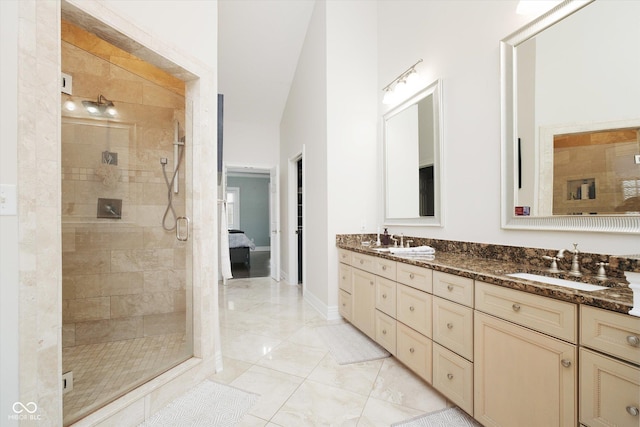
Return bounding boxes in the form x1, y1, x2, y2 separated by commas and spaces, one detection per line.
176, 216, 190, 241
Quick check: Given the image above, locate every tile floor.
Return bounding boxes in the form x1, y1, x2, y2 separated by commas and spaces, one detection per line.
210, 277, 451, 426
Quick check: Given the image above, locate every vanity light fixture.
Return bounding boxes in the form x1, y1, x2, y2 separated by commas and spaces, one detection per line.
382, 59, 423, 105
82, 94, 117, 117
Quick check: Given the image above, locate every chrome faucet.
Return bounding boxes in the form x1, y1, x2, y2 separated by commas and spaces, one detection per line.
542, 249, 566, 273
566, 243, 582, 277
390, 235, 398, 247
400, 233, 404, 247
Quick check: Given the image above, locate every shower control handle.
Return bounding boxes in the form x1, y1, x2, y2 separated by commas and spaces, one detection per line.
176, 216, 190, 241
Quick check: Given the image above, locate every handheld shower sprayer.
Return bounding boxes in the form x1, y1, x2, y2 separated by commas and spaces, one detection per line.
161, 120, 185, 231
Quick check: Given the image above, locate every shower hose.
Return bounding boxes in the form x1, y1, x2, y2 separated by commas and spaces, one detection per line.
161, 142, 185, 231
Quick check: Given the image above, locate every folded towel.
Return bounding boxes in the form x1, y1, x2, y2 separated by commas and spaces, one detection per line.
389, 245, 435, 255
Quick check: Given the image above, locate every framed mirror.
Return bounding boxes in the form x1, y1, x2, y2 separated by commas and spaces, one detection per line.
384, 79, 443, 226
501, 0, 640, 233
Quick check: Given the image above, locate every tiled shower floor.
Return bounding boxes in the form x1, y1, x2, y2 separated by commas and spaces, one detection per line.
62, 333, 190, 425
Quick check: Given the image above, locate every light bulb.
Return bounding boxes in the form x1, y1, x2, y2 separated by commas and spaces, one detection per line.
106, 106, 117, 116
382, 89, 395, 105
63, 100, 76, 111
394, 80, 408, 100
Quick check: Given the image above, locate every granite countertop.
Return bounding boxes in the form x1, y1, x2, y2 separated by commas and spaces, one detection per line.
337, 243, 635, 316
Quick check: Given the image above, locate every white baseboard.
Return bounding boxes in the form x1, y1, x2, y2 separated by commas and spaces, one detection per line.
303, 289, 341, 321
254, 246, 270, 252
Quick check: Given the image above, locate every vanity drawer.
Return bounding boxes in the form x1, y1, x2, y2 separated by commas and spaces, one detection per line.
397, 321, 432, 383
339, 289, 352, 321
580, 348, 640, 427
375, 310, 397, 354
352, 252, 376, 274
397, 284, 432, 338
433, 343, 473, 415
433, 271, 474, 307
339, 263, 352, 293
581, 305, 640, 365
433, 296, 473, 361
376, 276, 396, 317
475, 281, 577, 343
375, 258, 397, 281
397, 263, 433, 293
338, 248, 352, 265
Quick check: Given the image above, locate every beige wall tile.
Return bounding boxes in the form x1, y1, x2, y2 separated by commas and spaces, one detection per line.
62, 251, 110, 275
110, 291, 176, 318
143, 269, 185, 293
143, 312, 186, 336
64, 297, 110, 323
74, 317, 144, 345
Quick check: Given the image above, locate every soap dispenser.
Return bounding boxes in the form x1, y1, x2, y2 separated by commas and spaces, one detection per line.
381, 228, 390, 246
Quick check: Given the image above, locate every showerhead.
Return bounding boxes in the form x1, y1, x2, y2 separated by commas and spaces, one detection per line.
82, 94, 116, 116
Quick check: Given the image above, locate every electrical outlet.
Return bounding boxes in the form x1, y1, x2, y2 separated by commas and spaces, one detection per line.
635, 154, 640, 164
62, 371, 73, 394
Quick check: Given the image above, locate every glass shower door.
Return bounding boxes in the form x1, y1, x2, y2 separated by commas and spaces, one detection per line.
61, 30, 192, 425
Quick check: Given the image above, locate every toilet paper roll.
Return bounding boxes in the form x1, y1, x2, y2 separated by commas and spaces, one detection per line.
581, 183, 590, 200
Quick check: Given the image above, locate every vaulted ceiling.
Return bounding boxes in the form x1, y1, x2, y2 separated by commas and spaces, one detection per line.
217, 0, 315, 127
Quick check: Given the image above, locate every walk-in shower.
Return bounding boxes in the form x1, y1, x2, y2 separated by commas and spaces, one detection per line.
60, 21, 192, 425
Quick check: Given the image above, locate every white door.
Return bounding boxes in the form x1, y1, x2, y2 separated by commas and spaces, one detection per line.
269, 166, 280, 280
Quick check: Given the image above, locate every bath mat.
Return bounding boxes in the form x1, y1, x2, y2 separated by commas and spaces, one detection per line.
315, 323, 390, 365
138, 380, 258, 426
392, 407, 481, 427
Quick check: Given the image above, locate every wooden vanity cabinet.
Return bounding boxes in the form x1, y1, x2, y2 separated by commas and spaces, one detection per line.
474, 282, 577, 427
338, 249, 353, 321
579, 306, 640, 427
352, 268, 376, 339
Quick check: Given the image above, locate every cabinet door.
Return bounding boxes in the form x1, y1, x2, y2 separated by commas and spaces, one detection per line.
375, 310, 397, 354
397, 321, 432, 383
580, 348, 640, 427
339, 263, 352, 293
352, 268, 376, 339
474, 311, 577, 427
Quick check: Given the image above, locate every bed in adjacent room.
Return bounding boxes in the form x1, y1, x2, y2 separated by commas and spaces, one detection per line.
228, 229, 255, 267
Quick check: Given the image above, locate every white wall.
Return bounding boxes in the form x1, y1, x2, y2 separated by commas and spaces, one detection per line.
377, 0, 640, 254
224, 120, 279, 167
280, 0, 328, 303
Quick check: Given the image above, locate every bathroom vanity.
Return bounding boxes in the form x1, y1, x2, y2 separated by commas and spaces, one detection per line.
336, 236, 639, 427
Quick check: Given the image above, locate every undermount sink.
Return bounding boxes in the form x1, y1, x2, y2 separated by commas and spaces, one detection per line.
507, 273, 608, 292
369, 247, 390, 252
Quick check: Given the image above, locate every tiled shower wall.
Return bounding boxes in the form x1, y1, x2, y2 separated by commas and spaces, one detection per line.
61, 21, 187, 348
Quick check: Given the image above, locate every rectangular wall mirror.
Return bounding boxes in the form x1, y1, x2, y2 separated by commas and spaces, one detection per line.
501, 0, 640, 233
384, 79, 443, 226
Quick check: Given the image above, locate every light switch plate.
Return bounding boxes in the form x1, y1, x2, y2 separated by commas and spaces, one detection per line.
635, 154, 640, 164
0, 184, 17, 216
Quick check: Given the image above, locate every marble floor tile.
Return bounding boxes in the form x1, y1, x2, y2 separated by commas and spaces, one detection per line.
370, 357, 448, 413
231, 365, 305, 420
256, 340, 327, 377
270, 380, 367, 427
185, 278, 454, 426
307, 354, 383, 396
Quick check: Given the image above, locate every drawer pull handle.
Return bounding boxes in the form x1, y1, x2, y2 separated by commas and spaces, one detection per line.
382, 294, 387, 299
409, 347, 415, 353
382, 265, 387, 271
382, 329, 387, 335
447, 322, 454, 329
370, 281, 374, 286
627, 335, 640, 347
409, 273, 415, 279
447, 373, 454, 380
447, 284, 454, 291
512, 303, 521, 312
561, 359, 571, 368
360, 260, 364, 264
409, 306, 415, 312
626, 406, 639, 417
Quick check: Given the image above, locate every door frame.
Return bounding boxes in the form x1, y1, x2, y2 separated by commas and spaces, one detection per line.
224, 163, 280, 280
287, 149, 305, 288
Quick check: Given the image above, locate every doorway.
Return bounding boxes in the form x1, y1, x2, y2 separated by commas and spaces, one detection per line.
296, 159, 303, 284
224, 166, 280, 279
